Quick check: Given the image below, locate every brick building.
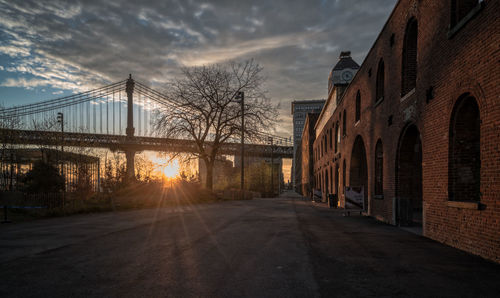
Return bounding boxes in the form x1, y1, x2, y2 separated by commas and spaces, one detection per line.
300, 113, 320, 198
309, 0, 499, 262
291, 100, 325, 190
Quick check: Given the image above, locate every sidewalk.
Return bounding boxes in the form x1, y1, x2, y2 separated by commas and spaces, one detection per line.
292, 195, 500, 297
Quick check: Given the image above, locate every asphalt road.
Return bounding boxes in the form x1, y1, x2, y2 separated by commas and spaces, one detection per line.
1, 192, 499, 297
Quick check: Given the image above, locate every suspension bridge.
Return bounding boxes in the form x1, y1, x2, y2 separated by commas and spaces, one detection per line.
0, 75, 293, 179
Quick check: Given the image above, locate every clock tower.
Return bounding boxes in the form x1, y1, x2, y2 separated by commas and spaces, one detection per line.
328, 51, 360, 101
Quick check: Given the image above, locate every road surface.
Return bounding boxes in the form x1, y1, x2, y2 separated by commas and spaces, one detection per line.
1, 191, 499, 297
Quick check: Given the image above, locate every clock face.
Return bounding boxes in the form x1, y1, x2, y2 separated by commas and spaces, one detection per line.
342, 70, 353, 81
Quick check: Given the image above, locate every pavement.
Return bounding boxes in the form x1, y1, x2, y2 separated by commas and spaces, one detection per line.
0, 191, 499, 297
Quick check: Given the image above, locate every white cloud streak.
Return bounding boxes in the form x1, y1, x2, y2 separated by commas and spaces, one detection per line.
0, 0, 397, 136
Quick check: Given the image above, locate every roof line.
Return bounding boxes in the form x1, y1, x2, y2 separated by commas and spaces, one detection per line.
314, 0, 402, 130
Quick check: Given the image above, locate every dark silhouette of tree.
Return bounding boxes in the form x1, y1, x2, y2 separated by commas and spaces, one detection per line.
155, 60, 277, 190
22, 160, 64, 193
0, 104, 21, 191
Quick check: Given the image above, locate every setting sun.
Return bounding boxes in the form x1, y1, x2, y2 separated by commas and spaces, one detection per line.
161, 160, 180, 178
149, 154, 180, 179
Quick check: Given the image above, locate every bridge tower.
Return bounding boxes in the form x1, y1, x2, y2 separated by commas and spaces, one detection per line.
125, 74, 136, 180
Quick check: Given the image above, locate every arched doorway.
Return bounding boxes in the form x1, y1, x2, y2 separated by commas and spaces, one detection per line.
350, 136, 368, 210
396, 124, 422, 226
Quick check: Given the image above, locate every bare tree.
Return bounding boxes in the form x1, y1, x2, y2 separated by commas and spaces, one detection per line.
0, 105, 22, 190
155, 60, 278, 190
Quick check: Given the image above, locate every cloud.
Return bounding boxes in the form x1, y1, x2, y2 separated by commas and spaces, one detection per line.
1, 77, 82, 91
178, 31, 319, 66
0, 45, 30, 57
0, 0, 397, 137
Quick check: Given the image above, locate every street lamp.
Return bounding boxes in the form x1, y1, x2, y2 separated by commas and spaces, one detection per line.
235, 91, 244, 200
57, 112, 65, 203
57, 112, 64, 152
268, 136, 274, 197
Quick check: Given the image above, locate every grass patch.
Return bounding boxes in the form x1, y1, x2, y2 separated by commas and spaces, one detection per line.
3, 181, 240, 223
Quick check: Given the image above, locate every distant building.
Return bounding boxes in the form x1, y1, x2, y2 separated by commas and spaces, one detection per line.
291, 99, 325, 190
234, 155, 283, 195
300, 112, 320, 198
198, 156, 234, 190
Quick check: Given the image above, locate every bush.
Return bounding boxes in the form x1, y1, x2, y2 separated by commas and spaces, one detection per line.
21, 161, 64, 193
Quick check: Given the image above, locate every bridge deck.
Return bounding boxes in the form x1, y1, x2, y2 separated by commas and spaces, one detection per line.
0, 129, 293, 158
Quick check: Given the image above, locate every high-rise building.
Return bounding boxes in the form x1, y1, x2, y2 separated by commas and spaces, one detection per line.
291, 99, 325, 189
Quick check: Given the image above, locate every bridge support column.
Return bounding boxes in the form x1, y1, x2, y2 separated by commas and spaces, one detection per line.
126, 74, 135, 138
125, 149, 136, 181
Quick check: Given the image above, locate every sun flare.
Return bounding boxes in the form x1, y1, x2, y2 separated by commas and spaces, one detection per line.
149, 154, 180, 179
161, 161, 180, 178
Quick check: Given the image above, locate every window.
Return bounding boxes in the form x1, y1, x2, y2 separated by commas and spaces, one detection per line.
451, 0, 479, 28
355, 91, 361, 122
335, 121, 340, 153
401, 18, 418, 97
329, 128, 333, 149
324, 134, 327, 153
343, 110, 347, 136
376, 59, 385, 103
449, 94, 480, 201
375, 140, 383, 197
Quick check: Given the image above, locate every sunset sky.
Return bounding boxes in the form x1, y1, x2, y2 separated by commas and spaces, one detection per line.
0, 0, 396, 137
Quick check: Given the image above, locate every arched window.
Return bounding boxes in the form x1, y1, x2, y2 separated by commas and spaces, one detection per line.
324, 134, 327, 153
355, 91, 361, 122
451, 0, 479, 28
335, 121, 340, 153
376, 59, 385, 102
402, 18, 418, 97
449, 94, 480, 201
329, 128, 333, 149
375, 140, 383, 197
343, 110, 347, 136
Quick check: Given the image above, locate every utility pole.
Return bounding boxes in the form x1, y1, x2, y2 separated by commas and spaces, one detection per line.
236, 91, 245, 200
268, 137, 274, 197
57, 112, 65, 206
57, 112, 64, 153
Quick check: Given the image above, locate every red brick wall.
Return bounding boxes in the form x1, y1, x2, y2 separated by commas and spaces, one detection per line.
311, 0, 500, 262
301, 113, 320, 198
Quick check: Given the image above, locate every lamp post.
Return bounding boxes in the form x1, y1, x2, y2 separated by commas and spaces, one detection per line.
57, 112, 65, 206
235, 91, 245, 200
268, 136, 274, 197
